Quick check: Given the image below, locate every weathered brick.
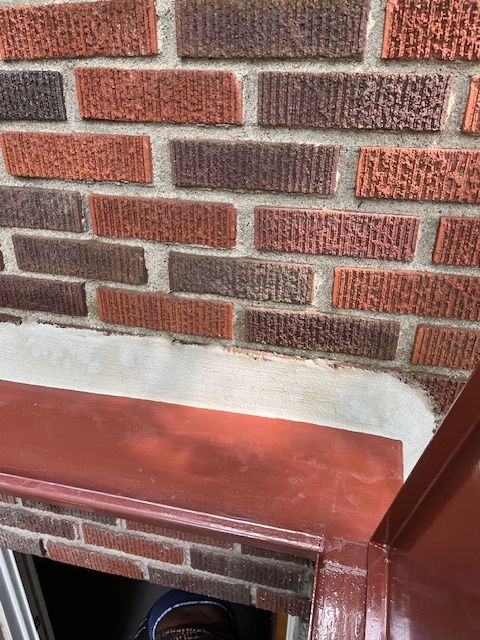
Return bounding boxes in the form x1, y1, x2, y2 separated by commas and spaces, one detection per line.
89, 194, 236, 249
333, 269, 480, 321
22, 500, 116, 525
382, 0, 480, 61
256, 589, 311, 617
169, 253, 315, 304
0, 505, 75, 539
1, 132, 153, 183
97, 287, 233, 339
76, 68, 242, 125
412, 325, 480, 371
0, 252, 3, 270
433, 217, 480, 267
82, 524, 184, 563
0, 186, 83, 232
0, 494, 15, 504
0, 528, 43, 556
126, 520, 234, 549
245, 308, 399, 360
259, 72, 450, 131
0, 313, 21, 324
0, 275, 86, 316
464, 77, 480, 133
190, 549, 306, 592
356, 148, 480, 204
149, 567, 251, 605
241, 545, 311, 566
0, 71, 65, 121
46, 542, 143, 579
401, 371, 466, 414
255, 207, 419, 262
0, 0, 158, 61
176, 0, 370, 59
171, 140, 339, 195
13, 236, 147, 285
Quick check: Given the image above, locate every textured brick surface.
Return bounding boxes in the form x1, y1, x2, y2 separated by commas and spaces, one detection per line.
412, 325, 480, 371
256, 589, 311, 617
90, 194, 236, 248
171, 140, 339, 195
2, 132, 153, 183
0, 186, 83, 232
0, 275, 86, 316
259, 72, 450, 131
46, 542, 143, 579
255, 207, 419, 261
0, 0, 158, 61
433, 217, 480, 267
169, 253, 315, 304
97, 287, 233, 339
82, 524, 184, 563
0, 528, 43, 556
241, 545, 312, 566
0, 71, 65, 121
126, 520, 234, 549
0, 494, 15, 504
149, 567, 251, 605
13, 236, 147, 285
0, 506, 75, 539
76, 68, 242, 125
245, 308, 399, 360
176, 0, 370, 59
404, 371, 466, 414
356, 148, 480, 204
464, 77, 480, 133
382, 0, 480, 61
333, 269, 480, 321
22, 500, 116, 525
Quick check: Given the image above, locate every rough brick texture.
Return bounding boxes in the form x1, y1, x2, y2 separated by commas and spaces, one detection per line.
256, 589, 311, 617
433, 217, 480, 267
356, 148, 480, 204
171, 140, 339, 195
0, 71, 65, 121
0, 275, 86, 316
241, 545, 310, 566
2, 132, 152, 184
13, 236, 147, 285
412, 325, 480, 371
333, 269, 480, 321
22, 500, 116, 526
97, 287, 233, 339
89, 194, 236, 249
0, 505, 75, 539
382, 0, 480, 61
76, 68, 242, 125
126, 520, 234, 549
0, 187, 83, 232
255, 207, 419, 262
464, 77, 480, 133
46, 542, 143, 579
404, 372, 466, 414
0, 0, 158, 61
176, 0, 370, 59
0, 494, 15, 504
169, 253, 315, 304
245, 308, 399, 360
0, 528, 43, 556
258, 72, 450, 131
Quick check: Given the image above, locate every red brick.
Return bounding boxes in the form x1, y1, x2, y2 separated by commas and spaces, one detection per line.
255, 207, 419, 262
259, 72, 450, 131
0, 505, 75, 539
82, 524, 184, 563
13, 236, 147, 285
22, 500, 117, 526
176, 0, 370, 59
333, 269, 480, 321
0, 0, 158, 61
401, 371, 467, 414
0, 494, 15, 504
97, 287, 233, 339
171, 140, 339, 195
46, 541, 143, 579
2, 132, 152, 183
126, 520, 234, 549
356, 147, 480, 204
169, 253, 315, 304
89, 194, 236, 249
0, 274, 86, 316
76, 68, 242, 125
433, 217, 480, 267
0, 528, 43, 556
412, 325, 480, 371
464, 77, 480, 133
256, 589, 311, 617
382, 0, 480, 61
245, 308, 399, 360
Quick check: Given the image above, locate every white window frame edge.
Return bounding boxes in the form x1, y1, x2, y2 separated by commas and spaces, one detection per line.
0, 549, 39, 640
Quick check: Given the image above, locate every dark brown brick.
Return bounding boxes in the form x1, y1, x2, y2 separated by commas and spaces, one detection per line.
412, 325, 480, 371
0, 528, 43, 556
46, 542, 143, 580
245, 308, 399, 360
170, 140, 339, 195
401, 371, 467, 414
89, 194, 236, 249
21, 500, 117, 526
13, 236, 147, 285
0, 313, 21, 324
0, 505, 75, 539
256, 589, 311, 617
169, 253, 315, 304
433, 217, 480, 267
0, 71, 65, 121
0, 186, 83, 232
241, 545, 312, 566
126, 520, 234, 549
176, 0, 370, 59
0, 275, 86, 316
259, 72, 450, 131
255, 207, 419, 262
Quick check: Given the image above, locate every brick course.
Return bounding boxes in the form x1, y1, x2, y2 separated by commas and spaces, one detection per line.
0, 275, 86, 316
412, 325, 480, 371
433, 217, 480, 267
0, 505, 76, 539
46, 542, 143, 580
0, 71, 65, 121
0, 187, 83, 232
